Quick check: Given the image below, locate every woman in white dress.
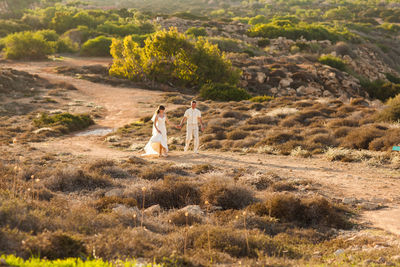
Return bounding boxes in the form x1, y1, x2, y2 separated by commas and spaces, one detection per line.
143, 105, 176, 157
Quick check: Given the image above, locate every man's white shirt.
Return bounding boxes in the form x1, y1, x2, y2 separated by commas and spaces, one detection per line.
184, 108, 201, 125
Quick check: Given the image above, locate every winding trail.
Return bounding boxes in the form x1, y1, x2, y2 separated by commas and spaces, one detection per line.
2, 57, 400, 237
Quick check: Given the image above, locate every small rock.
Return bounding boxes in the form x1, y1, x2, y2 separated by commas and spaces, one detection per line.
106, 135, 120, 142
391, 255, 400, 261
256, 72, 266, 84
279, 77, 293, 88
334, 249, 345, 256
128, 156, 146, 164
105, 188, 124, 198
145, 204, 161, 216
363, 259, 373, 266
49, 109, 63, 114
113, 204, 139, 217
359, 202, 380, 210
343, 197, 358, 204
179, 205, 204, 217
33, 127, 54, 134
377, 257, 386, 264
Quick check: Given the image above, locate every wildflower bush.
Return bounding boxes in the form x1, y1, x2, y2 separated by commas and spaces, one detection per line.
109, 28, 241, 87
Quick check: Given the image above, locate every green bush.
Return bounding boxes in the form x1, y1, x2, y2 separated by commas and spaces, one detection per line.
200, 83, 250, 102
55, 37, 79, 53
250, 95, 274, 102
186, 27, 207, 37
33, 113, 94, 132
109, 28, 240, 87
257, 38, 270, 47
376, 94, 400, 122
36, 29, 59, 42
361, 79, 400, 101
318, 55, 346, 71
248, 21, 358, 43
386, 73, 400, 84
80, 35, 112, 57
3, 31, 54, 59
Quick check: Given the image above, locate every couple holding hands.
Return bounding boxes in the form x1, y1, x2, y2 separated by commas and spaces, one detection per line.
143, 100, 204, 157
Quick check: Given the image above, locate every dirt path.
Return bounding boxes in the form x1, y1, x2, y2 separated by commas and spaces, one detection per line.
2, 57, 400, 237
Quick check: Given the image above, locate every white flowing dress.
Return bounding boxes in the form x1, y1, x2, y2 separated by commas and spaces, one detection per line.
142, 115, 168, 155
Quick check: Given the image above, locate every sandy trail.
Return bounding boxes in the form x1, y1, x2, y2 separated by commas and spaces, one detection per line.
2, 58, 400, 236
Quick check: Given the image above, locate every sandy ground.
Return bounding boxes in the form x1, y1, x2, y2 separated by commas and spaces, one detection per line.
2, 57, 400, 237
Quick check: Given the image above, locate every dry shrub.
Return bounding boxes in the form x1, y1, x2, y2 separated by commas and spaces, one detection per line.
201, 178, 255, 210
189, 225, 294, 258
333, 126, 351, 138
45, 168, 113, 192
262, 131, 303, 145
368, 128, 400, 151
57, 81, 78, 90
341, 125, 385, 149
168, 210, 203, 226
204, 125, 224, 135
350, 97, 368, 106
308, 134, 338, 147
36, 187, 55, 201
280, 110, 325, 127
139, 166, 165, 180
328, 118, 359, 127
232, 138, 258, 148
128, 177, 201, 209
0, 227, 27, 256
246, 116, 278, 125
249, 193, 350, 229
221, 110, 249, 120
335, 105, 356, 117
203, 140, 222, 149
23, 231, 86, 260
208, 118, 237, 128
245, 174, 273, 190
192, 164, 214, 174
0, 198, 43, 233
290, 146, 312, 158
88, 159, 130, 179
227, 130, 249, 140
94, 196, 137, 212
232, 214, 283, 235
270, 181, 296, 192
60, 204, 119, 235
87, 228, 160, 260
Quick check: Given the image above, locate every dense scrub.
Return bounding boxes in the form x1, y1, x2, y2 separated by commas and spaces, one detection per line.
0, 152, 359, 266
109, 28, 240, 88
110, 94, 400, 155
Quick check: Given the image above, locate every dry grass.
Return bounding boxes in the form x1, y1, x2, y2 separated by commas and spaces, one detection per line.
201, 177, 255, 210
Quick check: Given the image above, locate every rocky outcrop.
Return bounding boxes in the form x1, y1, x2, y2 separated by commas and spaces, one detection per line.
229, 54, 368, 100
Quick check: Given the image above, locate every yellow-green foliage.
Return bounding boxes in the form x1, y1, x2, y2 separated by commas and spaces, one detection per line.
0, 254, 158, 267
3, 31, 54, 60
109, 28, 240, 87
250, 95, 274, 102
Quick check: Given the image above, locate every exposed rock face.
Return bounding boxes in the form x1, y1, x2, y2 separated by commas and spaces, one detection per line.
228, 54, 370, 100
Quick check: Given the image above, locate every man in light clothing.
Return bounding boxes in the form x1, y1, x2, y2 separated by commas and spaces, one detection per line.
179, 100, 204, 153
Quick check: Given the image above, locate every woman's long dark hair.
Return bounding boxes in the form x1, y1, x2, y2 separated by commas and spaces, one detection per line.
156, 105, 165, 114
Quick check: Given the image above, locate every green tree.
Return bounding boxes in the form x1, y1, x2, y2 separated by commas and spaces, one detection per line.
51, 11, 75, 33
109, 28, 240, 87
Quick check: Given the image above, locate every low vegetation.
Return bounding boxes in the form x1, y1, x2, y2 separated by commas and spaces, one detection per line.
33, 113, 94, 133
